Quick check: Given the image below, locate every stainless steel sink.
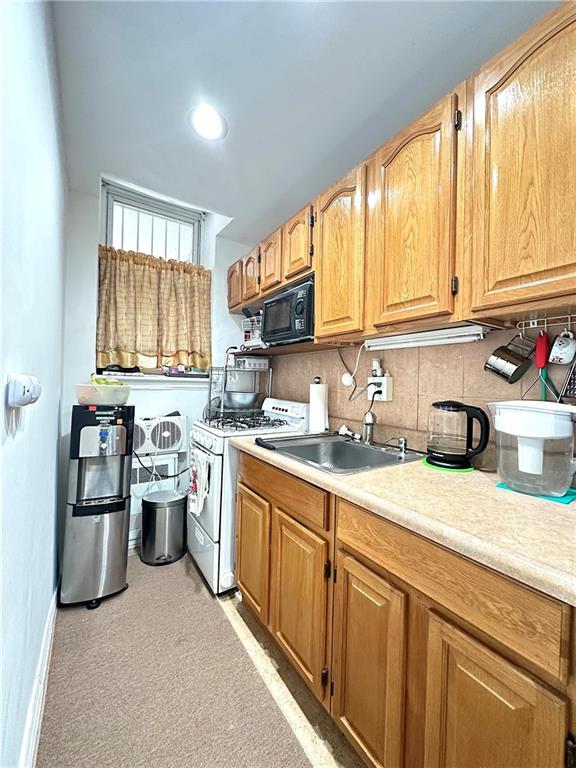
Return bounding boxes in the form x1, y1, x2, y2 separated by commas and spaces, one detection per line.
255, 434, 423, 475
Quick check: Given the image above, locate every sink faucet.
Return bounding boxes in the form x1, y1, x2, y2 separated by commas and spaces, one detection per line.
362, 388, 382, 445
362, 411, 376, 445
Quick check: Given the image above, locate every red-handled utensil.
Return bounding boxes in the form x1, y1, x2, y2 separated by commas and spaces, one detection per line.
523, 331, 559, 401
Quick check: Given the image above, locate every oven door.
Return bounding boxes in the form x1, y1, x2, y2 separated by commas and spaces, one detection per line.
188, 443, 222, 542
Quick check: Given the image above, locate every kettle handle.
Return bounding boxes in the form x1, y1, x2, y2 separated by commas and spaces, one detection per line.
463, 405, 490, 458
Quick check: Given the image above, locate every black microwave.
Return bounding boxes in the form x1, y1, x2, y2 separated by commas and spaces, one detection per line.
261, 280, 314, 346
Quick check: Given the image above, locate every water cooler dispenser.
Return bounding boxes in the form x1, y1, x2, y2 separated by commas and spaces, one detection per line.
60, 404, 135, 608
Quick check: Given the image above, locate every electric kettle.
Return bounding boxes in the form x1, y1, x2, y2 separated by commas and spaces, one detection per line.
426, 401, 490, 470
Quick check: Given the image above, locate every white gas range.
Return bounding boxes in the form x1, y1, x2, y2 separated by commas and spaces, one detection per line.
187, 398, 309, 594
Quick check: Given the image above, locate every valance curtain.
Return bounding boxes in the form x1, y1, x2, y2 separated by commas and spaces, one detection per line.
96, 245, 211, 371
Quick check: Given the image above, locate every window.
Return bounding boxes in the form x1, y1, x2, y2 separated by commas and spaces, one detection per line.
103, 181, 204, 263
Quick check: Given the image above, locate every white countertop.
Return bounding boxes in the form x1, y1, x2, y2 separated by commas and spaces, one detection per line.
230, 435, 576, 606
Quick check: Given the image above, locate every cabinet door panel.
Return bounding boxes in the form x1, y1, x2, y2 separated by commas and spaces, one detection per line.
470, 7, 576, 310
332, 554, 406, 768
366, 94, 457, 327
227, 260, 242, 309
424, 614, 567, 768
241, 248, 260, 302
270, 507, 328, 699
235, 484, 270, 623
315, 166, 366, 337
260, 229, 283, 292
283, 205, 313, 279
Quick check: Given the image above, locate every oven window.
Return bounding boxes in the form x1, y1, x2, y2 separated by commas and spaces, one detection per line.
264, 299, 292, 334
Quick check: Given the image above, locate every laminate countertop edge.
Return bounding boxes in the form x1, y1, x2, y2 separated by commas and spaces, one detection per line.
229, 436, 576, 607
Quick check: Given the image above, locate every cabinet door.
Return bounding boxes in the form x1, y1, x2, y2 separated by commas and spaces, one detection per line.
235, 484, 270, 623
332, 554, 406, 768
424, 614, 567, 768
241, 248, 260, 303
283, 204, 313, 280
469, 6, 576, 311
315, 165, 366, 337
365, 94, 457, 327
227, 259, 242, 309
269, 507, 328, 699
260, 229, 283, 293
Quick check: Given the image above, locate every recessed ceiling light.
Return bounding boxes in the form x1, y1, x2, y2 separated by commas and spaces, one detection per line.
190, 104, 228, 140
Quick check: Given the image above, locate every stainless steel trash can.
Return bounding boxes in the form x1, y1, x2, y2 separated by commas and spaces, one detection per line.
140, 490, 187, 566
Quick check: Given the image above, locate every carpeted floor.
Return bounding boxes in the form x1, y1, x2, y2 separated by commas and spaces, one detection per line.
36, 555, 312, 768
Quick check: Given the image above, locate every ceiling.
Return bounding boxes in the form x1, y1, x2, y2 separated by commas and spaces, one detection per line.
52, 1, 556, 245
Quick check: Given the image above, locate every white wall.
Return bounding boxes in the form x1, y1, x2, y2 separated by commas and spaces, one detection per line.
0, 3, 67, 765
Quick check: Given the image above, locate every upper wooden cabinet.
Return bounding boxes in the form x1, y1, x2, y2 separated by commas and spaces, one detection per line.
235, 484, 270, 623
260, 229, 283, 293
365, 94, 458, 328
469, 5, 576, 313
424, 614, 568, 768
227, 259, 242, 310
283, 204, 314, 280
315, 165, 366, 338
332, 553, 406, 768
241, 247, 260, 303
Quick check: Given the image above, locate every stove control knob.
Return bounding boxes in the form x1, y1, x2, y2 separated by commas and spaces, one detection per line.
206, 436, 214, 450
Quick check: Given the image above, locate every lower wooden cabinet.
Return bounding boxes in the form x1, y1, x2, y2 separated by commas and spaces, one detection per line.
269, 507, 329, 699
424, 614, 568, 768
235, 458, 573, 768
235, 484, 270, 623
332, 554, 406, 768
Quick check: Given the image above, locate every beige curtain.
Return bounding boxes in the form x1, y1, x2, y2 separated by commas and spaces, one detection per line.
96, 245, 211, 371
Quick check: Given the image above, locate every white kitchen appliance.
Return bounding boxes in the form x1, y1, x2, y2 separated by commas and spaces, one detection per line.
188, 398, 309, 594
489, 400, 576, 497
133, 415, 187, 455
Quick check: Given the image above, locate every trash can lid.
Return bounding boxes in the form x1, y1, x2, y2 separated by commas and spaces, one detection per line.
143, 490, 187, 508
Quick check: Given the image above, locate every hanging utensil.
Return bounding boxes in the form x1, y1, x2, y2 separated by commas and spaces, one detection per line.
523, 331, 559, 401
484, 334, 535, 383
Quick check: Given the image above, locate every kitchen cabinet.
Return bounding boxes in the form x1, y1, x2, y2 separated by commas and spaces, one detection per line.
241, 247, 260, 303
235, 453, 574, 768
365, 94, 458, 328
468, 4, 576, 314
235, 483, 270, 623
315, 165, 366, 338
269, 507, 329, 699
227, 259, 242, 310
332, 553, 406, 768
237, 454, 332, 703
283, 204, 313, 280
424, 614, 568, 768
260, 228, 283, 293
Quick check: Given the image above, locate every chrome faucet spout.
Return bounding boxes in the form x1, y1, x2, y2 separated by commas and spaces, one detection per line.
362, 410, 376, 445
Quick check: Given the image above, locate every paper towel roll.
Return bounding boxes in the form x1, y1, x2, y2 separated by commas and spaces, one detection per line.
309, 380, 329, 433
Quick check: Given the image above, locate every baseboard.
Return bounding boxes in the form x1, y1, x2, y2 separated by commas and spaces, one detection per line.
18, 591, 57, 768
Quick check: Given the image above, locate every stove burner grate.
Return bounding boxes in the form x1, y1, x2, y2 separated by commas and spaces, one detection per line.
204, 412, 288, 432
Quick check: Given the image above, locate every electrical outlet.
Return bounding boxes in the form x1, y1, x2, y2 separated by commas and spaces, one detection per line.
367, 375, 393, 402
367, 377, 385, 402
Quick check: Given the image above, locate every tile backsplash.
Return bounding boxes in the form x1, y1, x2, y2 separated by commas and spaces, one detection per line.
271, 330, 566, 459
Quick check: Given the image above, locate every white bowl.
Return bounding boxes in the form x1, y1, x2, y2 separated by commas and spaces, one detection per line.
75, 384, 130, 406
